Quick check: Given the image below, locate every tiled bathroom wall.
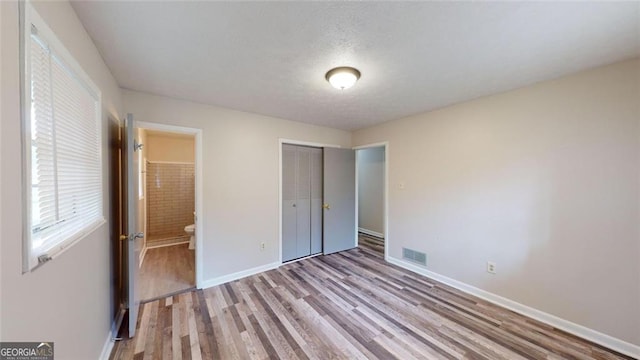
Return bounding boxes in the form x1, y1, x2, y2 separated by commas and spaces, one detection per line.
146, 162, 195, 244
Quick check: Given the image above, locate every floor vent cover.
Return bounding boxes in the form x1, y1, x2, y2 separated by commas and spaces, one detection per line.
402, 248, 427, 266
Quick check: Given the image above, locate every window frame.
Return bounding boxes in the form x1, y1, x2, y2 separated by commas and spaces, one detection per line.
21, 1, 104, 272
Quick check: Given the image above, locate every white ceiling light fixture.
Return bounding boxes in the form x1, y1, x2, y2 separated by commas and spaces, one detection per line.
325, 66, 361, 90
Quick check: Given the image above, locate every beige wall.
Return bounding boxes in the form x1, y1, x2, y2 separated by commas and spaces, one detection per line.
0, 1, 123, 359
146, 134, 195, 163
353, 59, 640, 346
357, 147, 385, 235
123, 89, 352, 281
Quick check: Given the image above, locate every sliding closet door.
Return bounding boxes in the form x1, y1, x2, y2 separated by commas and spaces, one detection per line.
310, 148, 323, 254
282, 144, 324, 262
282, 145, 298, 262
295, 148, 312, 258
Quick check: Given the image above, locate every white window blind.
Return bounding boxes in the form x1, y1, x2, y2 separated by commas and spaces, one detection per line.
24, 7, 103, 270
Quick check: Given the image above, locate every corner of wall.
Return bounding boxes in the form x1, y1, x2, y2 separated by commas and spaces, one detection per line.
200, 262, 280, 290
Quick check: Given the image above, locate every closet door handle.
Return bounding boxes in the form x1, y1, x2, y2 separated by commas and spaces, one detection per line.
323, 204, 330, 210
292, 203, 296, 207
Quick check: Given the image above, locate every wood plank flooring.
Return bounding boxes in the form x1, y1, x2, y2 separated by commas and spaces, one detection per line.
357, 232, 384, 254
112, 237, 633, 359
139, 243, 195, 301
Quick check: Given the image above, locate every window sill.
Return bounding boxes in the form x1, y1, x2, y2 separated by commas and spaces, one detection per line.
26, 218, 107, 273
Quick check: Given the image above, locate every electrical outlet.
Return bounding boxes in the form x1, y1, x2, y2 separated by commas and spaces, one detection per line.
487, 261, 496, 274
260, 242, 265, 251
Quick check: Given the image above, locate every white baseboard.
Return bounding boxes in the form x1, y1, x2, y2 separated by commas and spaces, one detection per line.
358, 227, 384, 238
386, 256, 640, 358
99, 330, 115, 360
145, 240, 190, 249
139, 245, 147, 268
200, 262, 280, 290
140, 240, 191, 267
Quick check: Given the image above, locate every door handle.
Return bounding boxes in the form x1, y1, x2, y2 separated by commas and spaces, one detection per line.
323, 204, 330, 210
126, 232, 144, 241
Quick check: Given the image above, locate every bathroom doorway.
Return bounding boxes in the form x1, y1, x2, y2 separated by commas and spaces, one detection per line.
355, 143, 388, 259
136, 126, 198, 301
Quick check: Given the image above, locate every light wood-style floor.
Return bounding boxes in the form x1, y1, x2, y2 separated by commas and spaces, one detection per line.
139, 243, 195, 302
112, 236, 632, 359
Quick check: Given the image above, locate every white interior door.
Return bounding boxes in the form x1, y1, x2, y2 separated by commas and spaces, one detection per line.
123, 113, 142, 337
323, 148, 356, 254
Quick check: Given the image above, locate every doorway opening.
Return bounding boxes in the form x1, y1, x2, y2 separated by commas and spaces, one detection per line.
136, 128, 196, 301
135, 122, 203, 303
114, 116, 203, 339
355, 143, 388, 259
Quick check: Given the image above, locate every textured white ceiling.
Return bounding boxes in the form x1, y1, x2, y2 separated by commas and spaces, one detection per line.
71, 1, 639, 130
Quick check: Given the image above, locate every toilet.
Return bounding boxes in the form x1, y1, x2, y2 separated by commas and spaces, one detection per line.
184, 224, 195, 250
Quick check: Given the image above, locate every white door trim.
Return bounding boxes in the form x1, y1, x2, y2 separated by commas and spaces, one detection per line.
353, 142, 389, 261
278, 139, 342, 265
137, 121, 204, 288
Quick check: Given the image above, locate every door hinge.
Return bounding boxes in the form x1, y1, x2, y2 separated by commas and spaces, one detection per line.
134, 140, 144, 152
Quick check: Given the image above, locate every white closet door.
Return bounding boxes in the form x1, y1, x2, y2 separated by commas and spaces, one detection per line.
323, 148, 356, 254
282, 145, 298, 262
295, 148, 312, 259
310, 147, 323, 254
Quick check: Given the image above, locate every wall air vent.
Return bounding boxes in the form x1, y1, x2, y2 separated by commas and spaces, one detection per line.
402, 248, 427, 266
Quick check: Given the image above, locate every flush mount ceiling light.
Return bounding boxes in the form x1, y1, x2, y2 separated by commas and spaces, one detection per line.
325, 66, 361, 90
